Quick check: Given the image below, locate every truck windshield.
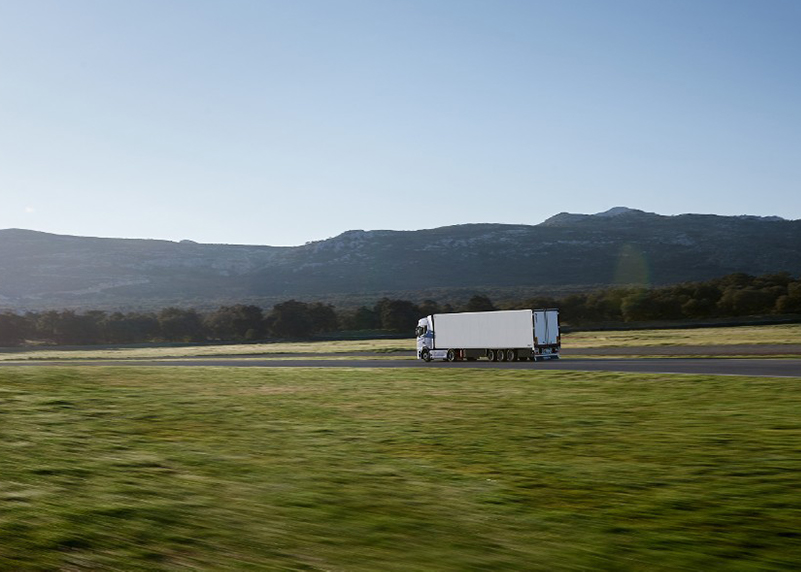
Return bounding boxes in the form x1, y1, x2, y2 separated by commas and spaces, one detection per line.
415, 325, 427, 337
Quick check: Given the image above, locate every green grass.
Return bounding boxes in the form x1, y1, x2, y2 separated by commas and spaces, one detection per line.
2, 367, 801, 570
566, 323, 801, 348
0, 339, 414, 362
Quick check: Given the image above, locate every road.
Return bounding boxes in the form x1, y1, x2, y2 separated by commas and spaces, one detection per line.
4, 357, 800, 377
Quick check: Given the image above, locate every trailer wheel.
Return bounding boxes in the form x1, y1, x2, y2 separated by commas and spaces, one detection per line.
421, 348, 431, 362
447, 349, 457, 362
487, 349, 496, 361
506, 349, 516, 362
498, 349, 507, 362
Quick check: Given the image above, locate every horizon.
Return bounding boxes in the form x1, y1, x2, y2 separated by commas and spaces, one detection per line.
1, 206, 795, 246
2, 1, 800, 246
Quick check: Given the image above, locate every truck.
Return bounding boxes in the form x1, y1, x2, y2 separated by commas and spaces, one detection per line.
415, 309, 560, 362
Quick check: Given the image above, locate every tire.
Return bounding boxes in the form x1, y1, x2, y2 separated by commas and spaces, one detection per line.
447, 349, 457, 362
487, 349, 496, 362
498, 349, 507, 362
506, 349, 516, 362
421, 348, 432, 362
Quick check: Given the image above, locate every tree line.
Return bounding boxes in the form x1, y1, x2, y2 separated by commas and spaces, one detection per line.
530, 271, 801, 325
0, 272, 799, 347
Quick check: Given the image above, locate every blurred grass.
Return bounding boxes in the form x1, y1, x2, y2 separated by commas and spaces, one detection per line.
2, 366, 801, 570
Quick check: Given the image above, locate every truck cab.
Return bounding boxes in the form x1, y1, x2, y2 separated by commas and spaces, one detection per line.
416, 316, 433, 360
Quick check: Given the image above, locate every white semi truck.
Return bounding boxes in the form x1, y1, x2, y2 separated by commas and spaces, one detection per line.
415, 309, 560, 362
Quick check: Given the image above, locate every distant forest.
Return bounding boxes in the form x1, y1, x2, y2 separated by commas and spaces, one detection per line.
0, 272, 799, 347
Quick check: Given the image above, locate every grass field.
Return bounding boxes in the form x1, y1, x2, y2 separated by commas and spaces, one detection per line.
2, 366, 801, 570
566, 324, 801, 348
2, 323, 801, 362
0, 339, 414, 362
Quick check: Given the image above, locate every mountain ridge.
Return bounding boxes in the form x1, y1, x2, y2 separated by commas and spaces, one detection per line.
1, 209, 799, 311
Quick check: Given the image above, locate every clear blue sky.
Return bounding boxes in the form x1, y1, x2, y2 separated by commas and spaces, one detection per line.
1, 0, 799, 245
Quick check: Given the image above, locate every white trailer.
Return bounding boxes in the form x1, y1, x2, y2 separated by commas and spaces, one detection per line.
415, 309, 560, 362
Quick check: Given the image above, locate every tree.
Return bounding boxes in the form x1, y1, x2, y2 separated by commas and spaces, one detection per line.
681, 298, 717, 319
341, 306, 379, 331
717, 288, 776, 316
267, 300, 313, 338
715, 273, 755, 290
584, 289, 630, 322
418, 300, 440, 317
620, 291, 659, 322
31, 310, 103, 345
755, 272, 792, 289
0, 312, 25, 346
775, 282, 801, 314
308, 303, 338, 334
105, 312, 160, 344
463, 295, 495, 312
205, 305, 264, 341
776, 294, 801, 314
680, 283, 722, 318
559, 294, 591, 324
158, 308, 205, 342
620, 290, 682, 321
375, 298, 420, 333
523, 296, 559, 311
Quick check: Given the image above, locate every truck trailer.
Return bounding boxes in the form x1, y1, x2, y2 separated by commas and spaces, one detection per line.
415, 309, 560, 362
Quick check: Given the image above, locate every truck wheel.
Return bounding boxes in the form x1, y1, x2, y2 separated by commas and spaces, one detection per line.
498, 349, 507, 362
447, 349, 457, 362
506, 349, 516, 362
486, 349, 495, 361
421, 348, 431, 362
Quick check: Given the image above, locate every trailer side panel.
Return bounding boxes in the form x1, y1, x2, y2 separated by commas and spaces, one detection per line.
434, 310, 534, 349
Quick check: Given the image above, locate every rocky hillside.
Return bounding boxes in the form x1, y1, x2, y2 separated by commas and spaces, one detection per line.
1, 208, 799, 310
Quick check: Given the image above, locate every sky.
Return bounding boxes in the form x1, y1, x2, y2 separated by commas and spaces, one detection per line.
1, 0, 799, 246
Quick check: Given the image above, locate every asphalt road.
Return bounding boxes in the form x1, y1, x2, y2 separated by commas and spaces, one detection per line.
6, 357, 800, 377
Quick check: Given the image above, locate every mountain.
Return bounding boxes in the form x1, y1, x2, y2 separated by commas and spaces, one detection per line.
1, 208, 799, 310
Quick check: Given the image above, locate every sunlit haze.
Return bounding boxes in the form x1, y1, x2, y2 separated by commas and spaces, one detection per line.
1, 0, 799, 245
